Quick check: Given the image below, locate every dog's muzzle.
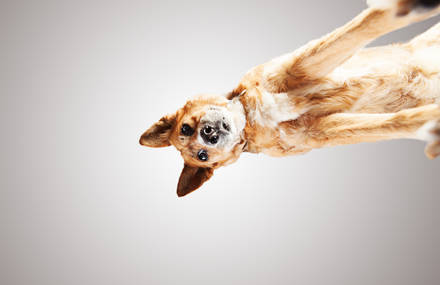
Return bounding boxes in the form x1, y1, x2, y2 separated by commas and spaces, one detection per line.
200, 122, 230, 145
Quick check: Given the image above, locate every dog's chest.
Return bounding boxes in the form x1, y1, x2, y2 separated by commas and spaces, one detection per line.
246, 87, 301, 127
242, 88, 311, 155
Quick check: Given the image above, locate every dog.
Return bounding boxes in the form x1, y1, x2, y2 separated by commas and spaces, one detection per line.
140, 0, 440, 197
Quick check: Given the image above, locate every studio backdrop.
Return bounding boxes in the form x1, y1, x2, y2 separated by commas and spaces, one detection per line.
1, 1, 439, 285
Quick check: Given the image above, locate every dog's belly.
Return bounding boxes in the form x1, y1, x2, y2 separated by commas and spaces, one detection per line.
329, 44, 440, 114
244, 43, 440, 156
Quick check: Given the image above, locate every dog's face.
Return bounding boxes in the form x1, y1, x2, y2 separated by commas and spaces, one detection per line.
140, 94, 246, 197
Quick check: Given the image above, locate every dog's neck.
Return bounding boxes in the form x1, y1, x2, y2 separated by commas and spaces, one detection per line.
226, 94, 247, 142
227, 90, 260, 153
231, 87, 310, 155
222, 92, 246, 151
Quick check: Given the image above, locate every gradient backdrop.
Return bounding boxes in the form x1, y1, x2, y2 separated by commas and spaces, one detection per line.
1, 0, 440, 284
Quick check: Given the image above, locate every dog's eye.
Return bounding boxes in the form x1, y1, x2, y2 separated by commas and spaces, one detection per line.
197, 149, 208, 162
181, 124, 194, 136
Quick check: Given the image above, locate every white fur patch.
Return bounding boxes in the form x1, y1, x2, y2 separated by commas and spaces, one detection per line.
248, 88, 299, 127
416, 120, 438, 142
410, 46, 440, 103
411, 46, 440, 74
331, 46, 411, 82
367, 0, 398, 8
228, 97, 247, 134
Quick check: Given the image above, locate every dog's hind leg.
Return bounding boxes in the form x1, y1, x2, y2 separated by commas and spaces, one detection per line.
262, 1, 440, 92
405, 21, 440, 103
306, 104, 440, 158
410, 21, 440, 47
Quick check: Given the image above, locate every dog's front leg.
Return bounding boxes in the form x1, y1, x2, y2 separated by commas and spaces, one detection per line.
306, 104, 440, 158
262, 1, 440, 92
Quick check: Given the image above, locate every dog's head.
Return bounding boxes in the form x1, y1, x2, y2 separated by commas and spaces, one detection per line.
140, 94, 247, 197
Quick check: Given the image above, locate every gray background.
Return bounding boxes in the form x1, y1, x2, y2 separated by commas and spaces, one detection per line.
1, 0, 439, 284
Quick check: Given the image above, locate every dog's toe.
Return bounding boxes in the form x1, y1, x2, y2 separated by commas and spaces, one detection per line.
425, 141, 440, 159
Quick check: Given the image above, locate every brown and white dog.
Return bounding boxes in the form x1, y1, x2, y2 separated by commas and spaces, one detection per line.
140, 0, 440, 197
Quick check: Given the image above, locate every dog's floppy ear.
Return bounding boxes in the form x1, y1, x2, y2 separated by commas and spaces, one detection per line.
139, 114, 176, 148
177, 164, 214, 197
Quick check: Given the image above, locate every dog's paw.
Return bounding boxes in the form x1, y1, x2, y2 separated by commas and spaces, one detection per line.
417, 119, 440, 159
368, 0, 440, 16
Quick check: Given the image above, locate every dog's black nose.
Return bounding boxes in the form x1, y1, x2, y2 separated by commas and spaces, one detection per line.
209, 135, 219, 144
203, 125, 213, 135
201, 125, 220, 145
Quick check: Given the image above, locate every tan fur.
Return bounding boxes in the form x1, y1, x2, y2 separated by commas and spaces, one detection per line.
140, 0, 440, 196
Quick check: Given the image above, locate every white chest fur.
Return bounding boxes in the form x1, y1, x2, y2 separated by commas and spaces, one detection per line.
247, 87, 300, 127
